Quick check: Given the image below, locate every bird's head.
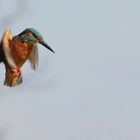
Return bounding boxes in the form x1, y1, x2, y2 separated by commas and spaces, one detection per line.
19, 28, 55, 53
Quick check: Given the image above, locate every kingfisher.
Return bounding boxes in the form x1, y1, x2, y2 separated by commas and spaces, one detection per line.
0, 28, 54, 87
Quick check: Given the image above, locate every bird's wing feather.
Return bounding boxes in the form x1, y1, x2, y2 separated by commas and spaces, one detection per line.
0, 42, 4, 63
2, 29, 17, 68
28, 44, 38, 70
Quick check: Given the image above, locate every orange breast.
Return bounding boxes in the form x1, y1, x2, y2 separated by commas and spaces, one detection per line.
10, 41, 34, 67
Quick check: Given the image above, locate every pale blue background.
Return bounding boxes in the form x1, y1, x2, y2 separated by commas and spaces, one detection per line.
0, 0, 140, 140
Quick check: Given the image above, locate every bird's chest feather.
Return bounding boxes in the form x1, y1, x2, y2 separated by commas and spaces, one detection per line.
10, 41, 34, 67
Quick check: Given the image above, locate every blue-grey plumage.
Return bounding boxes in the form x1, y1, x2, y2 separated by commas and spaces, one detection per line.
19, 28, 43, 39
20, 36, 37, 42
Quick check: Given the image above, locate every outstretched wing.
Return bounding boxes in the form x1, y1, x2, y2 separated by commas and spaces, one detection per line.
28, 43, 38, 70
1, 29, 17, 69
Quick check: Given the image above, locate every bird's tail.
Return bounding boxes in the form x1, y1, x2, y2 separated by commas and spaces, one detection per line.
4, 67, 22, 87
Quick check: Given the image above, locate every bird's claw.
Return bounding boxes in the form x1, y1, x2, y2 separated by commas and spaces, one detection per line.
11, 68, 21, 77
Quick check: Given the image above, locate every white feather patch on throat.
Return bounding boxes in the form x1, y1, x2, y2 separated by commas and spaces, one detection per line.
2, 29, 17, 69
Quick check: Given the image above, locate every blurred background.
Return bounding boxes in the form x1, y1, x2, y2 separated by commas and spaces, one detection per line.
0, 0, 140, 139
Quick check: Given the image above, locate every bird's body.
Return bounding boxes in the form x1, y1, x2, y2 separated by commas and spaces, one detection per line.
11, 36, 38, 68
0, 28, 54, 87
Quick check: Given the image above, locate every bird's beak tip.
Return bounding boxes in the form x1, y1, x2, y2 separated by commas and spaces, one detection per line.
40, 41, 55, 53
52, 50, 55, 53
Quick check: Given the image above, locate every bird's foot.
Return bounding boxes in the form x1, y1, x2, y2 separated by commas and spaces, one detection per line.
11, 68, 21, 77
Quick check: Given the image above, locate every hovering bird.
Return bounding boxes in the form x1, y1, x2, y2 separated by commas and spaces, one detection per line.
0, 28, 54, 87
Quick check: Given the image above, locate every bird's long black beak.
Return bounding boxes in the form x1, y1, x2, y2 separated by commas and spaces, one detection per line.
40, 40, 55, 53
